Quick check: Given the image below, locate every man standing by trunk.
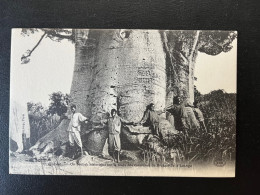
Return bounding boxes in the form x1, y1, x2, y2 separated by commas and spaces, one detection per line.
139, 103, 164, 138
107, 109, 134, 163
67, 104, 88, 158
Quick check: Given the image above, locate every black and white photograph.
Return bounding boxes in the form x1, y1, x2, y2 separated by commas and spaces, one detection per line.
9, 28, 237, 177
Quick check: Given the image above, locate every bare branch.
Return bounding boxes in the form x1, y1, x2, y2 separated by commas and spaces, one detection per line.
21, 32, 47, 63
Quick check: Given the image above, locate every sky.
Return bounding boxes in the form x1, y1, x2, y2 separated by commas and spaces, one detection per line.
10, 29, 237, 107
194, 39, 237, 94
11, 29, 75, 107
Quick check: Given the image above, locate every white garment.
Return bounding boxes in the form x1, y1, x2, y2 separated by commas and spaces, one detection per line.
69, 131, 82, 147
67, 113, 87, 132
67, 112, 87, 147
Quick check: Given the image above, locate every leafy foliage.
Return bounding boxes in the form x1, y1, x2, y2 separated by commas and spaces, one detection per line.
27, 102, 61, 145
21, 29, 236, 65
27, 92, 70, 145
173, 89, 236, 163
21, 28, 39, 36
143, 89, 236, 165
47, 92, 70, 117
198, 31, 237, 56
21, 28, 74, 42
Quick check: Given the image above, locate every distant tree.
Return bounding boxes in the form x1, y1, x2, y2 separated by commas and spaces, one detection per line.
27, 102, 45, 119
194, 85, 202, 102
28, 99, 67, 145
27, 102, 48, 145
198, 89, 236, 121
47, 92, 70, 117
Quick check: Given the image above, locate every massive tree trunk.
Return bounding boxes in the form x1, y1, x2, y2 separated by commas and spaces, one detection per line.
70, 29, 168, 122
32, 29, 200, 155
70, 29, 199, 120
69, 30, 198, 151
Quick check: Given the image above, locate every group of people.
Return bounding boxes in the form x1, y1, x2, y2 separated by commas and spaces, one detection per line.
139, 96, 207, 138
166, 96, 207, 134
67, 105, 135, 161
67, 96, 207, 162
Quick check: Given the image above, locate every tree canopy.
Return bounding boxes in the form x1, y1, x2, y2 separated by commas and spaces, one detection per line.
47, 91, 70, 117
198, 31, 237, 56
20, 29, 237, 64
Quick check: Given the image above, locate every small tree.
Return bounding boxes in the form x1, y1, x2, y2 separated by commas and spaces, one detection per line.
27, 102, 48, 145
47, 92, 70, 117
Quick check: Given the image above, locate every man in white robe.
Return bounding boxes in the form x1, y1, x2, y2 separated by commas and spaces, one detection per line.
67, 104, 88, 157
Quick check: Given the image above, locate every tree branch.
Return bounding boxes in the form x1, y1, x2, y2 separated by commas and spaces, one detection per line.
21, 32, 47, 62
41, 28, 74, 41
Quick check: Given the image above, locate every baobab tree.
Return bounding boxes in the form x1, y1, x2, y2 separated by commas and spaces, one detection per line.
21, 28, 237, 154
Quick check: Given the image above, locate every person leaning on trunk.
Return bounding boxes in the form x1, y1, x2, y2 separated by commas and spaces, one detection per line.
139, 103, 165, 138
67, 104, 89, 158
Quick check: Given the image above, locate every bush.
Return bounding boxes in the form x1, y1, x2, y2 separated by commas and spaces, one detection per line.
165, 90, 236, 163
28, 102, 61, 145
47, 92, 70, 117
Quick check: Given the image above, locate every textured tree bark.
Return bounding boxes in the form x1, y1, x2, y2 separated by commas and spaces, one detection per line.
70, 29, 96, 118
161, 30, 199, 106
71, 29, 167, 123
70, 29, 199, 153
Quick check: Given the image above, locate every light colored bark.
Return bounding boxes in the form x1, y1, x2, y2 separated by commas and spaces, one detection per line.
31, 30, 200, 154
71, 29, 166, 123
188, 31, 200, 103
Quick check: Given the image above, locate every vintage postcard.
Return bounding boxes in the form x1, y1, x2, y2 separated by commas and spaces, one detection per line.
9, 29, 237, 177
